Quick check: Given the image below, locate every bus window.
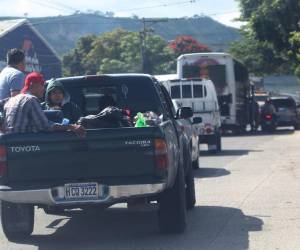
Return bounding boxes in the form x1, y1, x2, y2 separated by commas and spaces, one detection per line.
207, 64, 226, 95
204, 86, 207, 97
193, 85, 203, 98
182, 65, 200, 78
182, 85, 192, 98
171, 85, 181, 98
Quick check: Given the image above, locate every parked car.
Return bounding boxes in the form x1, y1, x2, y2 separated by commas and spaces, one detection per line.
172, 99, 200, 169
0, 74, 196, 240
269, 96, 298, 129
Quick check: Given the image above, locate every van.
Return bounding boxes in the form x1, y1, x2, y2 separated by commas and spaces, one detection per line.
160, 77, 222, 153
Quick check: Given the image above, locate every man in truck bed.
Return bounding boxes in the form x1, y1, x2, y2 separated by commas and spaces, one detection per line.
3, 72, 85, 137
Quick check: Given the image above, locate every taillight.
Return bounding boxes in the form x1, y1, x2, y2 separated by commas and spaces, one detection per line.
0, 146, 7, 177
205, 124, 213, 134
154, 139, 168, 170
123, 107, 131, 117
265, 114, 272, 120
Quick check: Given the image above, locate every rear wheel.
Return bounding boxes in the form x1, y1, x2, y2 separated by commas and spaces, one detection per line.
192, 157, 199, 169
185, 156, 196, 210
208, 132, 221, 154
1, 201, 34, 241
158, 165, 187, 233
216, 133, 222, 152
192, 144, 200, 169
262, 124, 276, 132
293, 123, 300, 130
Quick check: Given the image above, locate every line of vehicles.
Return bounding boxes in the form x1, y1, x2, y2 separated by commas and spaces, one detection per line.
0, 52, 298, 241
156, 52, 251, 153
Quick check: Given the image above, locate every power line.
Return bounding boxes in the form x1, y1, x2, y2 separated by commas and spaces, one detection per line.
118, 0, 197, 12
27, 0, 74, 13
43, 0, 78, 12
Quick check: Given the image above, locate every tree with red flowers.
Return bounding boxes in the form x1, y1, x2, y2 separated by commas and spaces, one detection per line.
168, 35, 211, 57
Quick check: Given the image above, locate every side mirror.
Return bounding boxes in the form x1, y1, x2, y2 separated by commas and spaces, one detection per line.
193, 117, 202, 124
177, 107, 193, 119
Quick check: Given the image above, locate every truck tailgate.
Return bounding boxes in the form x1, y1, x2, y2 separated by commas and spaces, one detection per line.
2, 127, 164, 185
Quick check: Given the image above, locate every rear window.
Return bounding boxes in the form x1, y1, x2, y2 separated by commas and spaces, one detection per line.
193, 85, 203, 98
182, 85, 192, 98
64, 78, 162, 116
255, 95, 268, 102
171, 85, 181, 98
272, 99, 295, 108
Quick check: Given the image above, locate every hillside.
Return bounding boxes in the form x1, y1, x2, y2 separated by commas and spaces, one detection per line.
14, 14, 241, 56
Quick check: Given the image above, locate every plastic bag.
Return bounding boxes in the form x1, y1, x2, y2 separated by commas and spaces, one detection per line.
134, 111, 162, 127
77, 106, 132, 129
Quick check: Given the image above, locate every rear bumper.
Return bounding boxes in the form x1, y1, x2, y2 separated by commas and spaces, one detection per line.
276, 120, 295, 127
0, 183, 166, 206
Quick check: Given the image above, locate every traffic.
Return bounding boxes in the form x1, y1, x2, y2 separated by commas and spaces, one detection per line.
0, 1, 299, 247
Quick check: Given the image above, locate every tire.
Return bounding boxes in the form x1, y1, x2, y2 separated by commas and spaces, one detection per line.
1, 201, 34, 241
192, 144, 200, 169
158, 164, 187, 234
262, 123, 276, 132
208, 132, 221, 154
216, 133, 222, 152
293, 123, 300, 130
192, 157, 199, 169
185, 156, 196, 210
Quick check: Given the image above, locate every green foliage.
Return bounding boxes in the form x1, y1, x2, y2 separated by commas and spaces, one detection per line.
289, 28, 300, 76
62, 28, 176, 76
62, 35, 97, 76
168, 35, 211, 58
232, 0, 300, 76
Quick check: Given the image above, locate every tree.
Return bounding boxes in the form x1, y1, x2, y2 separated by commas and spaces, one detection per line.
62, 35, 97, 76
168, 35, 211, 58
63, 29, 175, 76
229, 28, 290, 75
231, 0, 300, 76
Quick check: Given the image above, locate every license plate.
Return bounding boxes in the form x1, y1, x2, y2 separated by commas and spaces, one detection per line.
65, 182, 99, 200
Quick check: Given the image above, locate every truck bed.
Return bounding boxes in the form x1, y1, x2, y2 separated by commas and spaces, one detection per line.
0, 127, 167, 189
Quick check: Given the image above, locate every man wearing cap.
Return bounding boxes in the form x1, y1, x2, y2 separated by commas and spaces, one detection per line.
3, 72, 85, 137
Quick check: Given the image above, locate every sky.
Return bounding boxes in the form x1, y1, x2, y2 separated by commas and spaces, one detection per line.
0, 0, 244, 28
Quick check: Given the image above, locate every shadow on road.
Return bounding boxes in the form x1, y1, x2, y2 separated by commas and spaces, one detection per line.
18, 206, 263, 250
194, 168, 231, 178
200, 149, 262, 157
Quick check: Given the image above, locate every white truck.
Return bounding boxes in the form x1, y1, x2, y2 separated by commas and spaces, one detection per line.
158, 77, 222, 153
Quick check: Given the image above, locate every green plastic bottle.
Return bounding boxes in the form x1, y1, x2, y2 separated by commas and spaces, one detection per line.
135, 112, 148, 127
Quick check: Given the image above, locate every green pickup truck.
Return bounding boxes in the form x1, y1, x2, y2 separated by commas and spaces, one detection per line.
0, 74, 198, 240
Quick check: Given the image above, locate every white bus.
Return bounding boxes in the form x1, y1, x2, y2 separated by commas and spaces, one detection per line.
177, 52, 250, 132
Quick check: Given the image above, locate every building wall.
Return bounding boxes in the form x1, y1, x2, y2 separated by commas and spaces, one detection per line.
0, 23, 61, 80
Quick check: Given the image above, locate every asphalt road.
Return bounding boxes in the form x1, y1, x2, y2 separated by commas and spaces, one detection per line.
1, 129, 300, 250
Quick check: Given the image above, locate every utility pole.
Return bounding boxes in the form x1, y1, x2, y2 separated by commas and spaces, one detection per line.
139, 18, 168, 73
